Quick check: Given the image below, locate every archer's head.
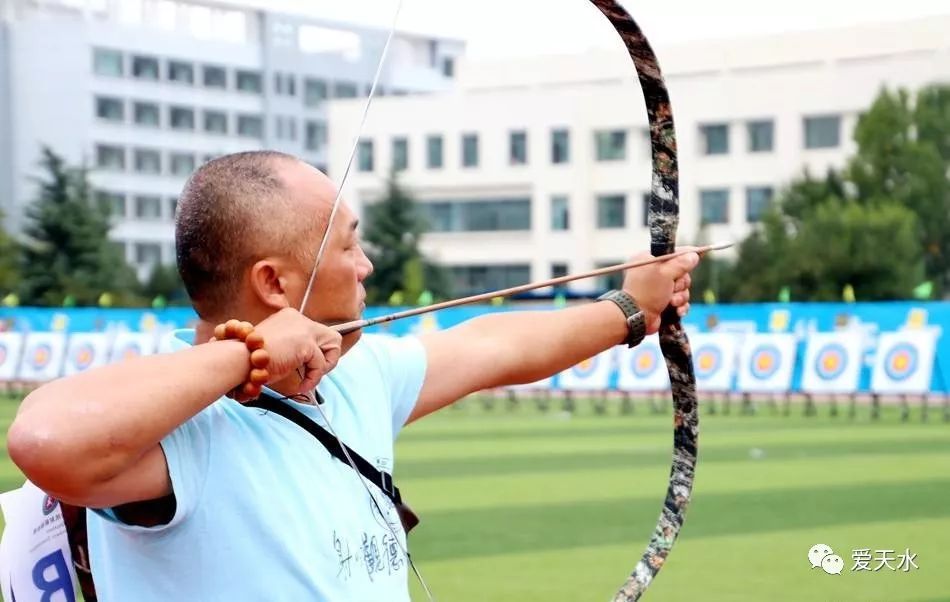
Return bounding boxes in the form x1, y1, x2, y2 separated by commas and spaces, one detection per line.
175, 150, 373, 348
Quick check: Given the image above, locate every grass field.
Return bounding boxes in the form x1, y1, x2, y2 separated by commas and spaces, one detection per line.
2, 394, 948, 601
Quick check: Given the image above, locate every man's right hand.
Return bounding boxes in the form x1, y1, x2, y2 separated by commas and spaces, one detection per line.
253, 308, 343, 394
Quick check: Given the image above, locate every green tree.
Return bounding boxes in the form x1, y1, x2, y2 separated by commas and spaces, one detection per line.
713, 83, 950, 301
18, 147, 143, 306
362, 171, 452, 304
143, 263, 188, 305
0, 210, 18, 294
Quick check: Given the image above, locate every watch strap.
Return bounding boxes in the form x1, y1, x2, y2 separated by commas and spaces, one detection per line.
596, 289, 647, 348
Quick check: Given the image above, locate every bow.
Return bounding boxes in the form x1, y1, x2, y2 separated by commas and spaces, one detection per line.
587, 2, 699, 600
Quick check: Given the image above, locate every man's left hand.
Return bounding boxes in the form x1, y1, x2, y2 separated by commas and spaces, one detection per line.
622, 248, 701, 334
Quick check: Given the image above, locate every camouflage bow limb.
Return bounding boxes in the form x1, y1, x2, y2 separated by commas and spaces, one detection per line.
587, 2, 700, 600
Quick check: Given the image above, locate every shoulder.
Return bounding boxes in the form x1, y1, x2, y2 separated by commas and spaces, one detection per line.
341, 333, 426, 372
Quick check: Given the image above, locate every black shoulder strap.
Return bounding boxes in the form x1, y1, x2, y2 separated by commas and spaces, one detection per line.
245, 391, 403, 507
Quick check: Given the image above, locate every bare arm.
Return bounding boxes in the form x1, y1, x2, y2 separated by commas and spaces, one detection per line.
411, 301, 629, 422
7, 341, 250, 507
408, 250, 700, 423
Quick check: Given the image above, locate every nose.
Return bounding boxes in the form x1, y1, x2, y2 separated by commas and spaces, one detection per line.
356, 246, 373, 280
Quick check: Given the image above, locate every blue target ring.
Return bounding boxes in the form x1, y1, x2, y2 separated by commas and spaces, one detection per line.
572, 356, 598, 378
815, 343, 847, 381
694, 345, 721, 380
884, 343, 918, 381
631, 347, 659, 378
750, 345, 781, 380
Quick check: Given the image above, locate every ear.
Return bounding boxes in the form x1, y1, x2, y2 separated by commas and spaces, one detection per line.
248, 259, 292, 310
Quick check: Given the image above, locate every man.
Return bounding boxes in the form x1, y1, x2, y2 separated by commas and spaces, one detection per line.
7, 151, 699, 601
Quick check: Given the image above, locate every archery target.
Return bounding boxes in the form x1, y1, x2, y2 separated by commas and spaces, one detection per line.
694, 345, 721, 380
0, 343, 6, 368
884, 343, 917, 382
630, 345, 660, 379
801, 333, 863, 394
558, 348, 614, 391
871, 330, 938, 394
108, 332, 157, 364
16, 333, 66, 381
815, 343, 847, 381
616, 335, 670, 391
736, 333, 796, 393
749, 345, 781, 380
63, 333, 111, 376
73, 343, 95, 370
0, 333, 23, 380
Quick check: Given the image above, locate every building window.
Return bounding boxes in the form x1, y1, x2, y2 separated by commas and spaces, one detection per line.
358, 140, 374, 172
304, 121, 327, 152
134, 149, 161, 175
169, 152, 196, 177
551, 128, 570, 164
93, 48, 123, 77
442, 57, 455, 78
203, 65, 227, 89
304, 78, 328, 107
641, 193, 651, 227
334, 82, 358, 98
747, 120, 773, 152
746, 186, 774, 222
168, 197, 178, 220
550, 195, 569, 231
274, 116, 297, 141
133, 102, 160, 127
95, 96, 124, 122
509, 130, 527, 165
204, 110, 228, 135
595, 130, 626, 161
700, 189, 730, 224
449, 264, 530, 295
237, 114, 264, 138
596, 261, 624, 291
135, 242, 162, 266
419, 199, 530, 232
168, 60, 194, 85
134, 195, 162, 220
170, 107, 195, 131
392, 137, 408, 171
597, 194, 626, 228
804, 115, 841, 149
461, 134, 478, 168
701, 124, 729, 155
236, 70, 262, 93
97, 191, 126, 219
95, 145, 125, 171
551, 263, 568, 292
426, 135, 443, 168
132, 55, 160, 80
274, 72, 296, 96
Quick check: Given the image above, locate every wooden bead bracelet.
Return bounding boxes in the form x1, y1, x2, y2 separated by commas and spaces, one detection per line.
211, 319, 270, 403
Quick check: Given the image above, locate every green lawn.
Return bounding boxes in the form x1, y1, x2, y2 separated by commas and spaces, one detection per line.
1, 394, 948, 601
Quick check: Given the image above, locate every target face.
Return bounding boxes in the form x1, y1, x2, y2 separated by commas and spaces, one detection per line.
749, 345, 781, 380
694, 346, 721, 379
631, 347, 659, 378
815, 343, 847, 381
572, 356, 598, 377
31, 343, 52, 369
884, 343, 917, 381
73, 343, 95, 370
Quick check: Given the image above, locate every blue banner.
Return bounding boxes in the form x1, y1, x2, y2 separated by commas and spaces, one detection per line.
1, 301, 947, 392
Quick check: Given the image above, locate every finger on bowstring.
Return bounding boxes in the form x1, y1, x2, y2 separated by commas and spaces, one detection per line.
299, 355, 327, 394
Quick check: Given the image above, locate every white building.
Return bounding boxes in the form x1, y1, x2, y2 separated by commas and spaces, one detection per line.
329, 16, 950, 297
0, 0, 463, 278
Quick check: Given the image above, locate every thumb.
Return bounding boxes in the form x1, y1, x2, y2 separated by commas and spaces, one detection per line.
661, 251, 700, 279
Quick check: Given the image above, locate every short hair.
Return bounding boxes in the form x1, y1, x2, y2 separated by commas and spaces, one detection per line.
175, 150, 315, 319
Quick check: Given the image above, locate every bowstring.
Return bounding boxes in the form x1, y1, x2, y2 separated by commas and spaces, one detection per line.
289, 0, 434, 599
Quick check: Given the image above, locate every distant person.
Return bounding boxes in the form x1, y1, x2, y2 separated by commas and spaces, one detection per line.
7, 150, 699, 601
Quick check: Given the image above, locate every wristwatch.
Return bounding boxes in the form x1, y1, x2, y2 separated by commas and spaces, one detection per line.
596, 289, 646, 348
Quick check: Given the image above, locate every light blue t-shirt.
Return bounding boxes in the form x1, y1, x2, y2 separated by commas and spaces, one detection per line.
86, 329, 427, 601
